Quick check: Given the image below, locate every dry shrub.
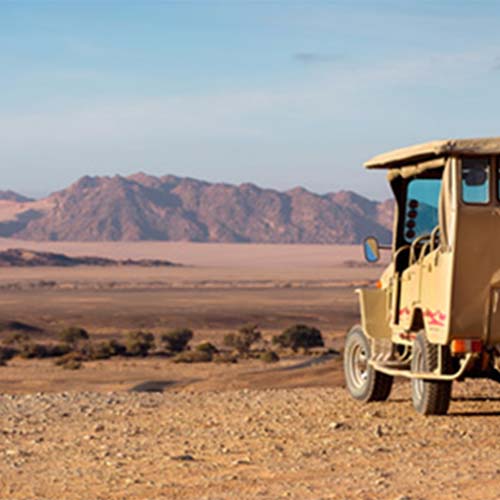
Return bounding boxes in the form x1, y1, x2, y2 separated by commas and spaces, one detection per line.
2, 332, 31, 346
103, 339, 127, 356
59, 327, 89, 346
223, 324, 261, 355
272, 324, 324, 353
173, 350, 212, 363
18, 342, 49, 359
260, 350, 280, 363
54, 352, 84, 370
125, 331, 155, 356
213, 352, 238, 364
196, 342, 219, 355
0, 346, 17, 365
161, 329, 193, 353
62, 359, 82, 370
46, 343, 72, 357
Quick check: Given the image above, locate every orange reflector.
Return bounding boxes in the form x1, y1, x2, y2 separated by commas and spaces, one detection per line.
451, 339, 483, 354
376, 280, 382, 289
451, 340, 466, 353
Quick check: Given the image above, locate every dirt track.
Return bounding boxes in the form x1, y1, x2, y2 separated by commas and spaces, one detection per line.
1, 378, 499, 500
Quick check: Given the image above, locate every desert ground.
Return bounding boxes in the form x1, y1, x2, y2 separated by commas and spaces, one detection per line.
0, 241, 499, 499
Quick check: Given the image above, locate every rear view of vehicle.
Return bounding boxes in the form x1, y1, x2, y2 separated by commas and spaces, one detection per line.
344, 137, 500, 415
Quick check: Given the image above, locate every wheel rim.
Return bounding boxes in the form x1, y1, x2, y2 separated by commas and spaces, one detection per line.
349, 342, 369, 389
413, 348, 424, 400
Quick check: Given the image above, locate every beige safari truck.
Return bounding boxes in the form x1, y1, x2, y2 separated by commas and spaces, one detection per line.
344, 137, 500, 415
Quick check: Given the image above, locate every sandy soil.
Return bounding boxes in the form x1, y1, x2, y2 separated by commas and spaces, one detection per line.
1, 380, 500, 500
0, 242, 370, 345
0, 239, 370, 268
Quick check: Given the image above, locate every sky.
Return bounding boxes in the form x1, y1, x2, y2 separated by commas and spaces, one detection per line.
2, 1, 500, 200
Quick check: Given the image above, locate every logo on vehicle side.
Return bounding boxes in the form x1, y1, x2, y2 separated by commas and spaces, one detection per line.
424, 309, 446, 327
398, 308, 446, 327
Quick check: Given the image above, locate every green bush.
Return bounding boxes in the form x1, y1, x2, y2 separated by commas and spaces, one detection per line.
223, 324, 262, 355
125, 331, 155, 357
272, 324, 324, 353
173, 350, 212, 363
260, 350, 280, 363
161, 328, 193, 353
59, 327, 89, 346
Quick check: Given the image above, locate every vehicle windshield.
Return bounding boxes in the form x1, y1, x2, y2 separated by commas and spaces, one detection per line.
404, 178, 441, 242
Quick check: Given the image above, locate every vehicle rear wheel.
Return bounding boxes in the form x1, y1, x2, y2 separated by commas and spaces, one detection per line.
344, 325, 393, 402
411, 332, 452, 415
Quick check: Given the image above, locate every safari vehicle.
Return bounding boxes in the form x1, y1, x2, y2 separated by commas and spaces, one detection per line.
344, 137, 500, 415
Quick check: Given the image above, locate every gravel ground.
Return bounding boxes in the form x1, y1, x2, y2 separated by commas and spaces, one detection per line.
1, 381, 500, 500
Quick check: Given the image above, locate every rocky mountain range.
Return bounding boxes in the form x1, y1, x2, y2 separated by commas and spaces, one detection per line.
0, 174, 393, 244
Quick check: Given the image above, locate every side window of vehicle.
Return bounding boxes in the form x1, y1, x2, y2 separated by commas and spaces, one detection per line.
461, 157, 490, 204
404, 179, 441, 242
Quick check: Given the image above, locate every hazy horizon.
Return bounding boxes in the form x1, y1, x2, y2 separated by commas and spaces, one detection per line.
2, 1, 500, 200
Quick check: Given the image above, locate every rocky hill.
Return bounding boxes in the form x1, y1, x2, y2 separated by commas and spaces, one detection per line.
0, 190, 33, 203
0, 248, 177, 267
0, 174, 393, 243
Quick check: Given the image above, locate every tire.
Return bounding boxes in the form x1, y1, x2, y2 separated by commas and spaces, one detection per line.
411, 332, 452, 415
344, 325, 393, 402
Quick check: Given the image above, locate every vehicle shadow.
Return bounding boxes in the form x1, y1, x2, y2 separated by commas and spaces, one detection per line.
452, 396, 500, 402
388, 395, 500, 417
449, 411, 500, 417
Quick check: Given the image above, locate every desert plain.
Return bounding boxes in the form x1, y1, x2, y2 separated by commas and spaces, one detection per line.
0, 240, 499, 499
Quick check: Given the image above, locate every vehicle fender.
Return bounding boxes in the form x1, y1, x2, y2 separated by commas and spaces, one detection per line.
356, 288, 392, 340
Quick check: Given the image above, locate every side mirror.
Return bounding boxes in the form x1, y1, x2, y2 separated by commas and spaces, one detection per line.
363, 236, 380, 263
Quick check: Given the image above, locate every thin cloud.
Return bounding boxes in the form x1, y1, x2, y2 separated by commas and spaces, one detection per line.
293, 52, 340, 65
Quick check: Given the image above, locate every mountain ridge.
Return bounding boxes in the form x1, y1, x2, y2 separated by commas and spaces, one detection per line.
0, 174, 393, 244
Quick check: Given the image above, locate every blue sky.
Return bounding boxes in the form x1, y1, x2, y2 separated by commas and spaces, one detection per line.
2, 1, 500, 199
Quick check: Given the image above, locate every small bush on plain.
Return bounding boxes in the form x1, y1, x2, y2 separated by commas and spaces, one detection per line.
260, 350, 280, 363
103, 339, 127, 356
195, 342, 219, 355
18, 342, 49, 359
213, 352, 238, 364
46, 343, 72, 357
54, 351, 84, 369
125, 331, 155, 357
2, 332, 31, 346
223, 324, 262, 355
173, 350, 212, 363
272, 324, 324, 353
161, 329, 193, 353
59, 327, 89, 346
0, 346, 17, 365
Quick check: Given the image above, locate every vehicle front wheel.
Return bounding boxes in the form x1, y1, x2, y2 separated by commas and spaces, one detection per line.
344, 325, 393, 402
411, 332, 452, 415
